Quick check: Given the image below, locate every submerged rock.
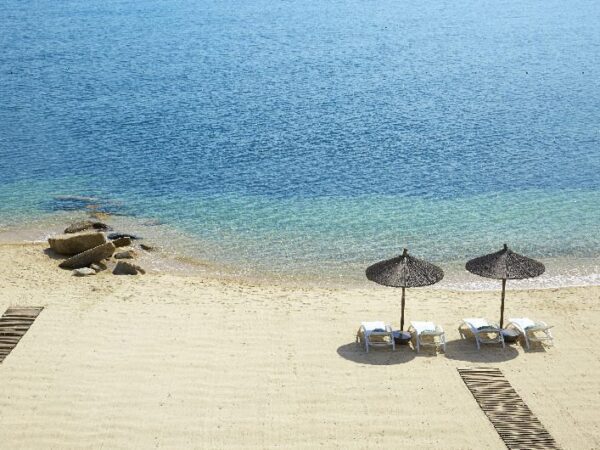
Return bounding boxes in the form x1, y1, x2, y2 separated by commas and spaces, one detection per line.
44, 196, 125, 217
72, 267, 96, 276
140, 243, 154, 251
112, 237, 132, 248
89, 210, 111, 221
64, 220, 110, 234
108, 233, 140, 241
113, 261, 145, 275
48, 196, 99, 212
114, 249, 136, 259
141, 219, 164, 226
59, 242, 116, 269
48, 232, 107, 256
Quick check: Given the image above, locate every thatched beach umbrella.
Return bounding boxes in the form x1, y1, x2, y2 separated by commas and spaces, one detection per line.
466, 244, 545, 328
366, 249, 444, 334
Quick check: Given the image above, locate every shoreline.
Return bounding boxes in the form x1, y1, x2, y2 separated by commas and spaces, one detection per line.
1, 239, 599, 295
1, 212, 599, 291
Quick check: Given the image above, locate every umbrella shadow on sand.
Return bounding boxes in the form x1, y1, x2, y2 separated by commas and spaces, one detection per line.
520, 342, 551, 354
442, 338, 520, 362
336, 342, 416, 365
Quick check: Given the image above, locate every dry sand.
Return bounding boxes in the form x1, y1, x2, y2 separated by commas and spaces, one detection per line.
0, 242, 599, 449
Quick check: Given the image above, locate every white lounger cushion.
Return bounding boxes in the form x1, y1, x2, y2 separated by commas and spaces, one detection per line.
508, 318, 537, 329
463, 318, 492, 329
410, 321, 437, 335
361, 321, 387, 334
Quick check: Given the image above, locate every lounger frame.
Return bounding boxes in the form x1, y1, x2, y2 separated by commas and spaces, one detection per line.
459, 319, 505, 350
356, 323, 395, 353
506, 318, 554, 349
408, 321, 446, 353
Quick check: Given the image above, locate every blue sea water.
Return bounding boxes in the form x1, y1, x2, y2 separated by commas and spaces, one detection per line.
1, 0, 599, 283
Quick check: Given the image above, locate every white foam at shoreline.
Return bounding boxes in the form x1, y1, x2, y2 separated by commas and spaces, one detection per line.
1, 212, 599, 291
435, 273, 600, 291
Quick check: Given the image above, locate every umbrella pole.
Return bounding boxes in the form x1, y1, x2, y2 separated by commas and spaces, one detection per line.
400, 286, 406, 331
500, 278, 506, 328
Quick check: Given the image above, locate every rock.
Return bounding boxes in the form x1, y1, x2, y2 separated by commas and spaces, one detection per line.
112, 237, 132, 248
140, 243, 154, 251
64, 220, 110, 234
108, 233, 140, 241
48, 195, 98, 212
89, 211, 110, 220
72, 267, 96, 276
59, 242, 116, 269
141, 219, 164, 226
114, 249, 136, 259
113, 261, 146, 275
90, 262, 107, 272
48, 232, 107, 256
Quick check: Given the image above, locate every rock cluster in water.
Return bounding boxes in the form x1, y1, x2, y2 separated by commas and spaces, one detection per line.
47, 221, 153, 276
64, 220, 111, 234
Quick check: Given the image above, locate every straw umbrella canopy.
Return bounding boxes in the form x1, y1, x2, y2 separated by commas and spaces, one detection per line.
465, 244, 545, 328
366, 249, 444, 333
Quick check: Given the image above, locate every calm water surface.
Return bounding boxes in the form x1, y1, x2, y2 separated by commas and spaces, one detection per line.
1, 0, 599, 284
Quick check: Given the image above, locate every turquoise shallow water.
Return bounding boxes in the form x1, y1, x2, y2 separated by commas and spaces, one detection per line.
1, 0, 599, 285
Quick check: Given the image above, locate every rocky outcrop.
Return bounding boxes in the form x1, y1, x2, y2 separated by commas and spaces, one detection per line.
59, 242, 116, 269
114, 249, 136, 259
72, 267, 96, 276
64, 220, 110, 234
48, 232, 107, 256
112, 237, 132, 248
113, 261, 146, 275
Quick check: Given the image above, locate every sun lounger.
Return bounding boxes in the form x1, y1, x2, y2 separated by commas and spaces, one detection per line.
356, 321, 395, 352
408, 321, 446, 353
459, 318, 505, 350
506, 317, 554, 349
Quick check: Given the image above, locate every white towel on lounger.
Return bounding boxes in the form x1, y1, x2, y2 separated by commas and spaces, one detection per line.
411, 321, 436, 334
509, 318, 536, 329
361, 321, 387, 334
464, 318, 493, 329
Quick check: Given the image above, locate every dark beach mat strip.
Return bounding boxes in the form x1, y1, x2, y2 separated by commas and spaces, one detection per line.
0, 307, 44, 363
458, 367, 560, 449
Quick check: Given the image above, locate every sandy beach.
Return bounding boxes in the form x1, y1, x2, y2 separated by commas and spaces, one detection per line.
0, 242, 599, 449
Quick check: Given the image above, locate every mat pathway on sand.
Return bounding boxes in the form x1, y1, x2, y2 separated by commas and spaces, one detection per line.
0, 307, 44, 363
458, 367, 559, 449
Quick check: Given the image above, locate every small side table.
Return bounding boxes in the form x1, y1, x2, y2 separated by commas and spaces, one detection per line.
393, 331, 412, 345
501, 328, 520, 344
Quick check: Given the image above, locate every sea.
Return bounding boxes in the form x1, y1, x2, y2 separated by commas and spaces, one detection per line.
1, 0, 599, 288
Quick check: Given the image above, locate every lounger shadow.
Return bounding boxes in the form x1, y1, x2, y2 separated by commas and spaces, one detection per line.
336, 343, 415, 365
442, 338, 519, 362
